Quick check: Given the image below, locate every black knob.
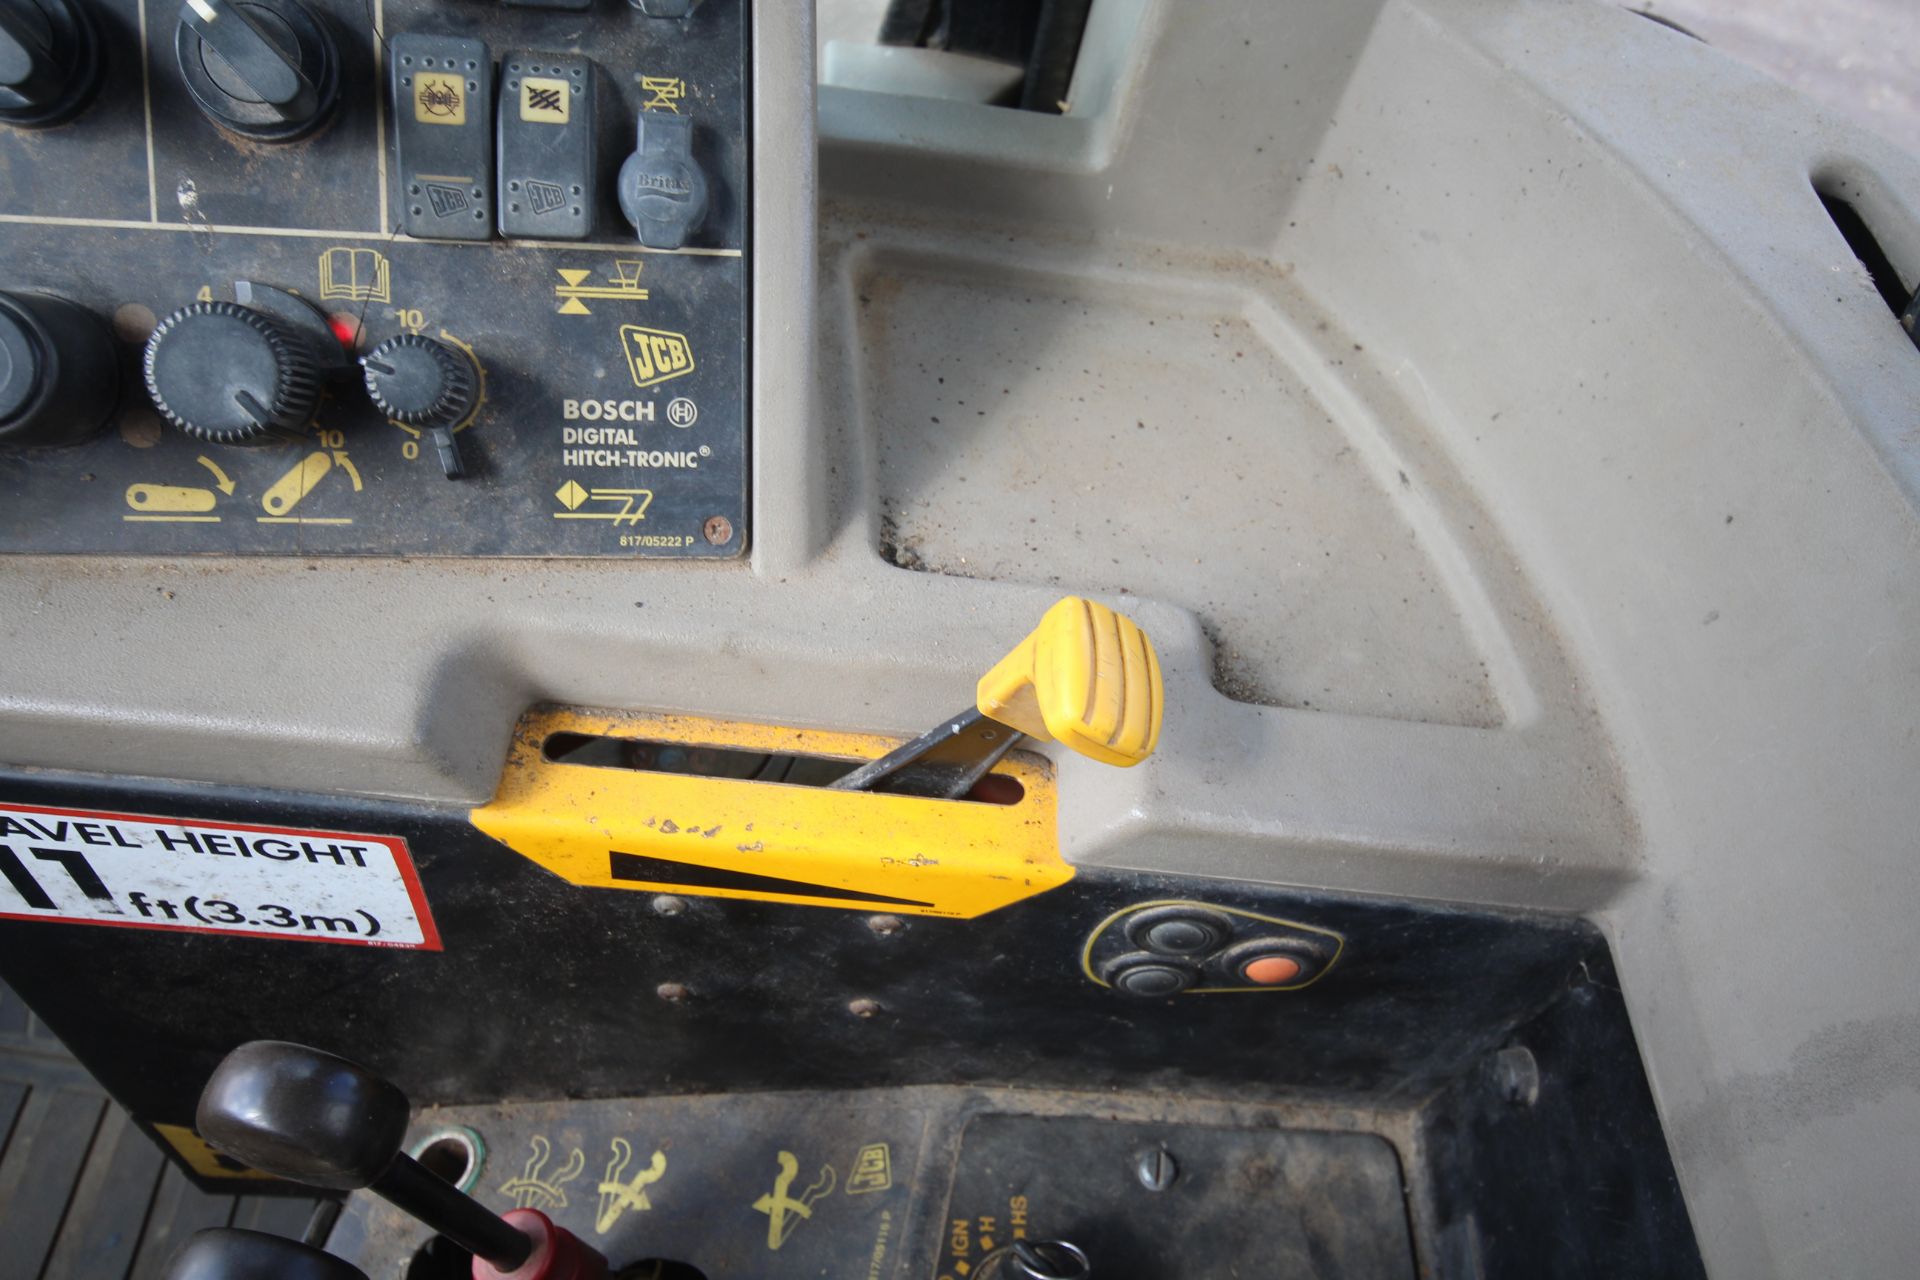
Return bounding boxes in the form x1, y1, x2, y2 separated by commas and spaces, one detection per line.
197, 1041, 541, 1271
165, 1228, 368, 1280
0, 0, 103, 127
362, 333, 475, 428
143, 300, 320, 443
0, 290, 119, 448
174, 0, 339, 141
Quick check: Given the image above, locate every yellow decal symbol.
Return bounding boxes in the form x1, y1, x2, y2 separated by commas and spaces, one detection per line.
499, 1135, 585, 1210
414, 72, 466, 125
641, 76, 686, 113
553, 483, 654, 525
153, 1123, 277, 1181
319, 247, 390, 303
621, 325, 694, 388
259, 449, 362, 523
846, 1142, 892, 1195
595, 1138, 668, 1234
122, 456, 236, 523
752, 1150, 835, 1251
554, 261, 648, 315
521, 77, 570, 124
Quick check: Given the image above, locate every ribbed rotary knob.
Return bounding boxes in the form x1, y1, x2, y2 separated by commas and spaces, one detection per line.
143, 300, 321, 443
361, 333, 476, 428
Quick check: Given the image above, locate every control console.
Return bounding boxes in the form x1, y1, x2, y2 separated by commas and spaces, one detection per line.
0, 0, 748, 556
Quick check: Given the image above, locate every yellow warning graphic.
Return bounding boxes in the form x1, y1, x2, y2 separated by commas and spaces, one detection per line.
753, 1151, 835, 1251
552, 484, 654, 525
621, 325, 694, 388
596, 1138, 668, 1234
414, 72, 466, 125
153, 1123, 277, 1182
521, 76, 570, 124
641, 75, 686, 113
554, 261, 648, 315
319, 247, 391, 303
468, 708, 1070, 919
500, 1135, 586, 1211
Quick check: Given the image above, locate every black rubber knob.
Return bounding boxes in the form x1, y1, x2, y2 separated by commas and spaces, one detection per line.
197, 1040, 410, 1190
197, 1041, 536, 1269
165, 1228, 368, 1280
362, 333, 475, 428
0, 0, 103, 127
144, 300, 320, 443
0, 290, 119, 448
174, 0, 339, 141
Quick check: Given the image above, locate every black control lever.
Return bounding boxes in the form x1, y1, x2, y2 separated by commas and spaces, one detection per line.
197, 1040, 606, 1279
165, 1227, 368, 1280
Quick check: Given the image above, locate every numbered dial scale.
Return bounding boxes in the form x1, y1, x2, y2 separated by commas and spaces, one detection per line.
0, 0, 748, 557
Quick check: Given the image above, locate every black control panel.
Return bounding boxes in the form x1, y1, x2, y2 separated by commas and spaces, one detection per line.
0, 0, 748, 557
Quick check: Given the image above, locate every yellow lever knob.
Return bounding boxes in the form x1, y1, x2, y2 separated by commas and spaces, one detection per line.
976, 597, 1164, 768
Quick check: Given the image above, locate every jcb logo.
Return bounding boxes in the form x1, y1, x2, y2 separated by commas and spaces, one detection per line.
620, 326, 695, 389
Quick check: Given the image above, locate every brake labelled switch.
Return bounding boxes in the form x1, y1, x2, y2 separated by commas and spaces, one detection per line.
391, 34, 493, 241
497, 51, 597, 241
618, 112, 707, 250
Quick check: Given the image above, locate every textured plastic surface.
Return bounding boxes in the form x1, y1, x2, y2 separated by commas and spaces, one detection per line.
976, 596, 1163, 767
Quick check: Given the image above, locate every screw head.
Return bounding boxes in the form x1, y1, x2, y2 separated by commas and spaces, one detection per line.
651, 894, 686, 916
1132, 1145, 1178, 1191
848, 997, 883, 1019
703, 515, 733, 545
867, 914, 905, 936
656, 982, 690, 1003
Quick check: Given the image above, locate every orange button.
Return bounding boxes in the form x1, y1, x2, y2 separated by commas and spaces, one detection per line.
1242, 955, 1303, 986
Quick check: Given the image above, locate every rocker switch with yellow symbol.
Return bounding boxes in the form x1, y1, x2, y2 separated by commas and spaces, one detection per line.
831, 597, 1164, 800
390, 34, 494, 241
497, 51, 598, 241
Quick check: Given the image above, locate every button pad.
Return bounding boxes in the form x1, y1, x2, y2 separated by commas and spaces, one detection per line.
1085, 901, 1343, 996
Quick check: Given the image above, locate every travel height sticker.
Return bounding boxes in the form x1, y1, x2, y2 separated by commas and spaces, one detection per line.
0, 803, 440, 949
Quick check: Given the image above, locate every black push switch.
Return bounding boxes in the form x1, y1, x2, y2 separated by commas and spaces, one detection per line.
391, 34, 494, 241
496, 50, 597, 241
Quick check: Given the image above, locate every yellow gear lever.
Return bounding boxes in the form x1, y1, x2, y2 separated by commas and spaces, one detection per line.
830, 597, 1163, 798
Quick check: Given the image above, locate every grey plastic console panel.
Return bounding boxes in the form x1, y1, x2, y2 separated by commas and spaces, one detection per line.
1269, 3, 1920, 1276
